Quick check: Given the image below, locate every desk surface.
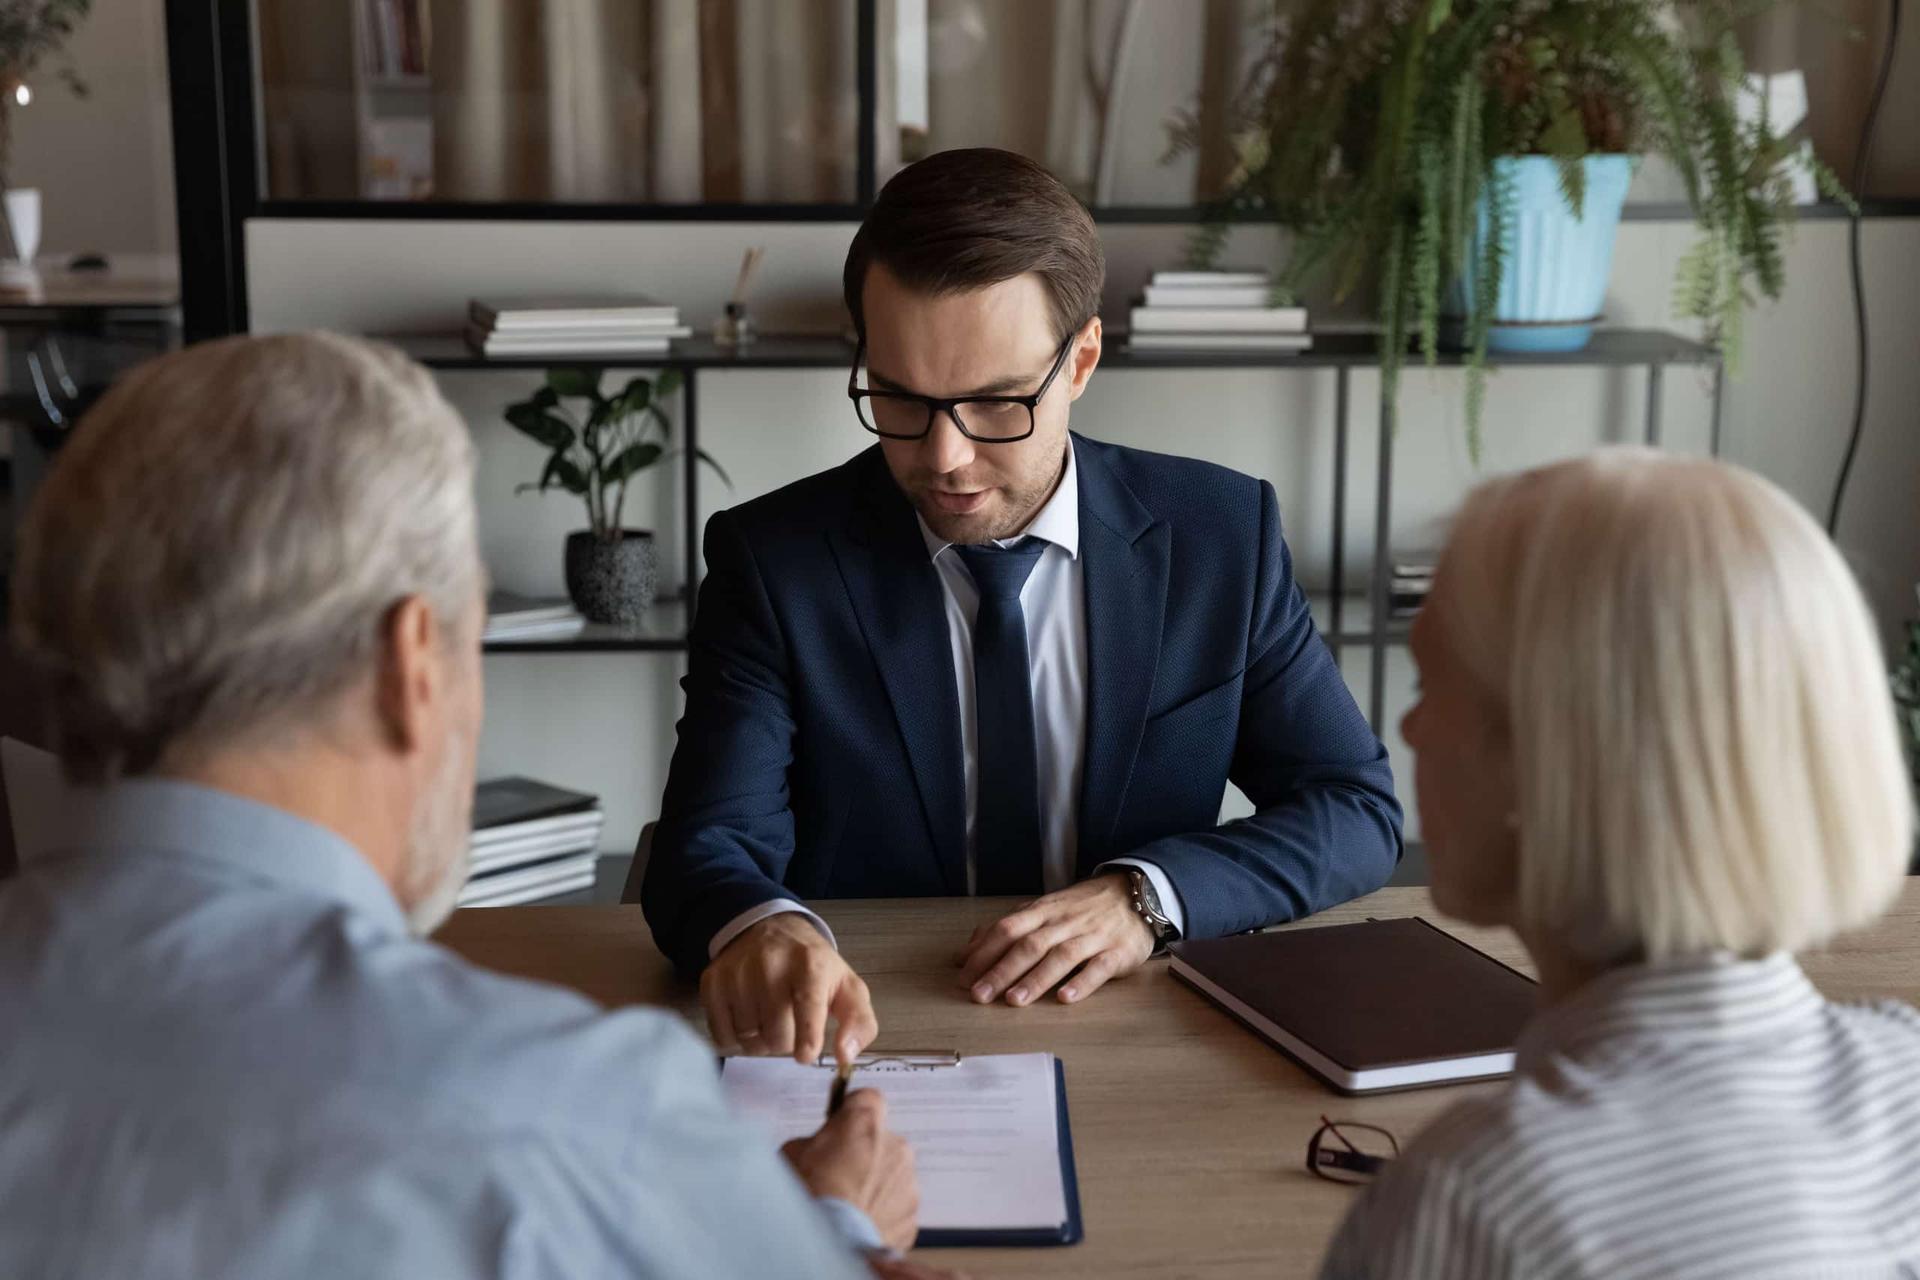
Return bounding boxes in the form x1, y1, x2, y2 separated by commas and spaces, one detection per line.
436, 883, 1920, 1278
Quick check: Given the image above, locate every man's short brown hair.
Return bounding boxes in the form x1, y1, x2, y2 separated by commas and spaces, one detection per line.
843, 148, 1104, 344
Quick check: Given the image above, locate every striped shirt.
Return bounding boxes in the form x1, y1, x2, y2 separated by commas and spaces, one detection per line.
1320, 952, 1920, 1280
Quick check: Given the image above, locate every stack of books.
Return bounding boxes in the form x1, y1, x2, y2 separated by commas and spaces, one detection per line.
1389, 560, 1436, 619
458, 777, 605, 908
1128, 271, 1311, 353
483, 591, 585, 644
361, 0, 428, 78
466, 295, 693, 359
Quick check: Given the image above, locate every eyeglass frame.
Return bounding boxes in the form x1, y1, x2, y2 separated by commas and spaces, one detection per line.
1305, 1115, 1400, 1185
846, 325, 1083, 444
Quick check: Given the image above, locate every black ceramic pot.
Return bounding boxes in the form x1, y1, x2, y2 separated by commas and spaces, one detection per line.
564, 530, 657, 624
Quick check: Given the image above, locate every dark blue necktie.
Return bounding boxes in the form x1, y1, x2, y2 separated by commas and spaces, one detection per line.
954, 539, 1049, 897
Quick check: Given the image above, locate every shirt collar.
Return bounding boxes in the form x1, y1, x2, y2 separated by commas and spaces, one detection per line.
1515, 951, 1825, 1075
54, 777, 410, 938
917, 436, 1081, 562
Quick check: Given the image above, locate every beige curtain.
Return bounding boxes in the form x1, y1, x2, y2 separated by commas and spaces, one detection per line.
255, 0, 361, 199
888, 0, 1250, 207
430, 0, 651, 201
429, 0, 856, 203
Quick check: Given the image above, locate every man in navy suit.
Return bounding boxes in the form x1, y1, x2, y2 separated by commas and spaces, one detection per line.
642, 148, 1402, 1065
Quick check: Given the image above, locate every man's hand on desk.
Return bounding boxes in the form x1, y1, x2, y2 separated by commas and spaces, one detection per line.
954, 872, 1154, 1007
781, 1090, 920, 1254
702, 913, 879, 1065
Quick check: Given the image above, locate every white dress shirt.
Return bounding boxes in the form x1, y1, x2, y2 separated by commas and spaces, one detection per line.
711, 440, 1186, 958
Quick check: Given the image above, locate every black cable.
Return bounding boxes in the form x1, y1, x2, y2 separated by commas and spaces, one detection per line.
1827, 0, 1902, 536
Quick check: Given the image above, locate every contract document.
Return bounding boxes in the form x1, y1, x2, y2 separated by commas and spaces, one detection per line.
719, 1051, 1083, 1247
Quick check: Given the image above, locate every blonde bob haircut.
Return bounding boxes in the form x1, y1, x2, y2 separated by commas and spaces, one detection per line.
1437, 447, 1913, 964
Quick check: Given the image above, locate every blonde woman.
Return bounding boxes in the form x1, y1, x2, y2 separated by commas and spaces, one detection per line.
1320, 449, 1917, 1279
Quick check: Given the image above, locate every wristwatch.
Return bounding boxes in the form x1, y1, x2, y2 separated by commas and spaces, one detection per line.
1124, 867, 1178, 955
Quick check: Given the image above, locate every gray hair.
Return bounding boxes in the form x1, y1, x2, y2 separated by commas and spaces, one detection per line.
10, 332, 480, 782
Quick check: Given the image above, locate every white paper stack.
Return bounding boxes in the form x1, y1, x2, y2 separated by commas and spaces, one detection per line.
483, 591, 585, 643
1129, 271, 1311, 353
458, 777, 605, 908
466, 295, 694, 358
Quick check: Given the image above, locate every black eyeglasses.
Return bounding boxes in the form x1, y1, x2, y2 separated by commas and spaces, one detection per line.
847, 329, 1079, 444
1306, 1116, 1399, 1185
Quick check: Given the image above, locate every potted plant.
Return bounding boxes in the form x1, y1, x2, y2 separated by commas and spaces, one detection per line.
1172, 0, 1850, 454
0, 0, 92, 288
505, 366, 727, 626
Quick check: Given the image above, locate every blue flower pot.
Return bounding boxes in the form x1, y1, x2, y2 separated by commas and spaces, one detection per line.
1451, 154, 1635, 353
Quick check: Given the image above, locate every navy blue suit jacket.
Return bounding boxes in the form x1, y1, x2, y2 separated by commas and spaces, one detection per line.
642, 435, 1402, 974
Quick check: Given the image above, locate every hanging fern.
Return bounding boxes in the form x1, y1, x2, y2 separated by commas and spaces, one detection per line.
1170, 0, 1839, 458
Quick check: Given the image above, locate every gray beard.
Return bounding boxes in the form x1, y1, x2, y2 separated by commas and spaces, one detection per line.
400, 725, 474, 937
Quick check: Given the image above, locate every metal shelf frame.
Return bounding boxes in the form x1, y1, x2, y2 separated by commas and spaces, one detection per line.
395, 329, 1725, 736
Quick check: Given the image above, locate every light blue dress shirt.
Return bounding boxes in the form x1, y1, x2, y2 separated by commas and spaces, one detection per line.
0, 779, 875, 1279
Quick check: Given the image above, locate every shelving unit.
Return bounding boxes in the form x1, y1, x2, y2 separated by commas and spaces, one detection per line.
389, 328, 1724, 729
348, 0, 432, 199
482, 603, 688, 655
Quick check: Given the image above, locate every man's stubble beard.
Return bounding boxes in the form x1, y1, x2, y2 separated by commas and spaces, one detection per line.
400, 722, 475, 938
912, 439, 1068, 545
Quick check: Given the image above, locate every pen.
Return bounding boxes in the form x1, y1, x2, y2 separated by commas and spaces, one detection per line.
827, 1058, 856, 1118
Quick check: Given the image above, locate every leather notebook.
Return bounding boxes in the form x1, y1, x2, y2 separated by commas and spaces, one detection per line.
1169, 917, 1538, 1094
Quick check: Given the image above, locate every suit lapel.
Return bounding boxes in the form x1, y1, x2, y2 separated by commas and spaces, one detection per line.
827, 451, 969, 895
1075, 437, 1169, 871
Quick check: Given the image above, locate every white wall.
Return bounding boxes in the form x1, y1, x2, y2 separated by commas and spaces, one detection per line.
247, 214, 1920, 857
8, 0, 175, 257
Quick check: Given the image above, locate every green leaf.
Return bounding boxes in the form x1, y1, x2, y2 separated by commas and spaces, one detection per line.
655, 367, 685, 399
539, 452, 590, 495
616, 376, 653, 416
1553, 155, 1588, 220
546, 367, 601, 398
694, 447, 734, 489
531, 385, 559, 410
602, 443, 664, 485
504, 403, 575, 450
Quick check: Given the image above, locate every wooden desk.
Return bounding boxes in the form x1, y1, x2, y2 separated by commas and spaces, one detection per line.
436, 883, 1920, 1278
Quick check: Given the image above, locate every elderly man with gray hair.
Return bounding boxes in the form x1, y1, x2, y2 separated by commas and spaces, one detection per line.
0, 333, 943, 1279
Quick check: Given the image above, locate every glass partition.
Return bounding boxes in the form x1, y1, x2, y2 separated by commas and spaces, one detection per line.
249, 0, 1919, 210
255, 0, 861, 204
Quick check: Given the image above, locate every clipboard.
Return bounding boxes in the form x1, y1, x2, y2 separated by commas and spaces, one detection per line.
720, 1050, 1084, 1249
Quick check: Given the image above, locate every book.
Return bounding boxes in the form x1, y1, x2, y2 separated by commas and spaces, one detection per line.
483, 592, 586, 642
1129, 305, 1309, 334
468, 823, 606, 877
1150, 270, 1271, 288
1128, 333, 1313, 352
474, 817, 606, 855
471, 296, 681, 329
472, 777, 598, 831
1169, 917, 1538, 1094
478, 321, 690, 340
458, 850, 600, 907
486, 592, 577, 627
465, 325, 688, 357
483, 617, 588, 643
1141, 284, 1276, 308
